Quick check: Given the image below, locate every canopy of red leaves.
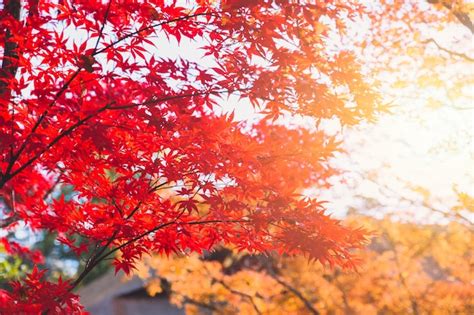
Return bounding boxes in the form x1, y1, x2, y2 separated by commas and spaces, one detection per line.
0, 0, 382, 312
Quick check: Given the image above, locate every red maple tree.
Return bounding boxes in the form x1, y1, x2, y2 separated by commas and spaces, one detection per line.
0, 0, 382, 313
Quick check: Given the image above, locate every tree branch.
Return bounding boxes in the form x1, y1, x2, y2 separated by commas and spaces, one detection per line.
0, 213, 18, 229
5, 101, 112, 183
3, 88, 242, 188
422, 38, 474, 62
93, 0, 113, 54
427, 0, 474, 33
0, 0, 21, 97
93, 12, 216, 56
2, 10, 215, 187
269, 272, 319, 315
69, 218, 247, 291
99, 219, 247, 262
215, 278, 262, 314
384, 231, 420, 315
4, 69, 83, 183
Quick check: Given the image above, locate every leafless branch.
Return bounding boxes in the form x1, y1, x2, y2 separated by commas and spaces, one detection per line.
422, 38, 474, 62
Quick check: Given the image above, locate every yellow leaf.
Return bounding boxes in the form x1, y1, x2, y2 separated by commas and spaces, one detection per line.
146, 280, 163, 297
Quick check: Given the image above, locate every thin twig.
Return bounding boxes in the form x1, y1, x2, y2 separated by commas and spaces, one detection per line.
93, 0, 113, 53
93, 12, 216, 56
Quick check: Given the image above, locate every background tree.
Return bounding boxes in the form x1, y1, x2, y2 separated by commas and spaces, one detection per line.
136, 209, 473, 314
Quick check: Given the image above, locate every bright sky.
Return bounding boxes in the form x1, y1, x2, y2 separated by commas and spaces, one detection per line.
323, 101, 473, 222
220, 14, 474, 224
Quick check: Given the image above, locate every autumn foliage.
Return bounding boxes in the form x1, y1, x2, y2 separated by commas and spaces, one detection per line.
0, 0, 386, 312
137, 215, 473, 314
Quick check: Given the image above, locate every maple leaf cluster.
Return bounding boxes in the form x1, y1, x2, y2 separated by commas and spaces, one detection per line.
0, 266, 84, 314
0, 0, 382, 312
